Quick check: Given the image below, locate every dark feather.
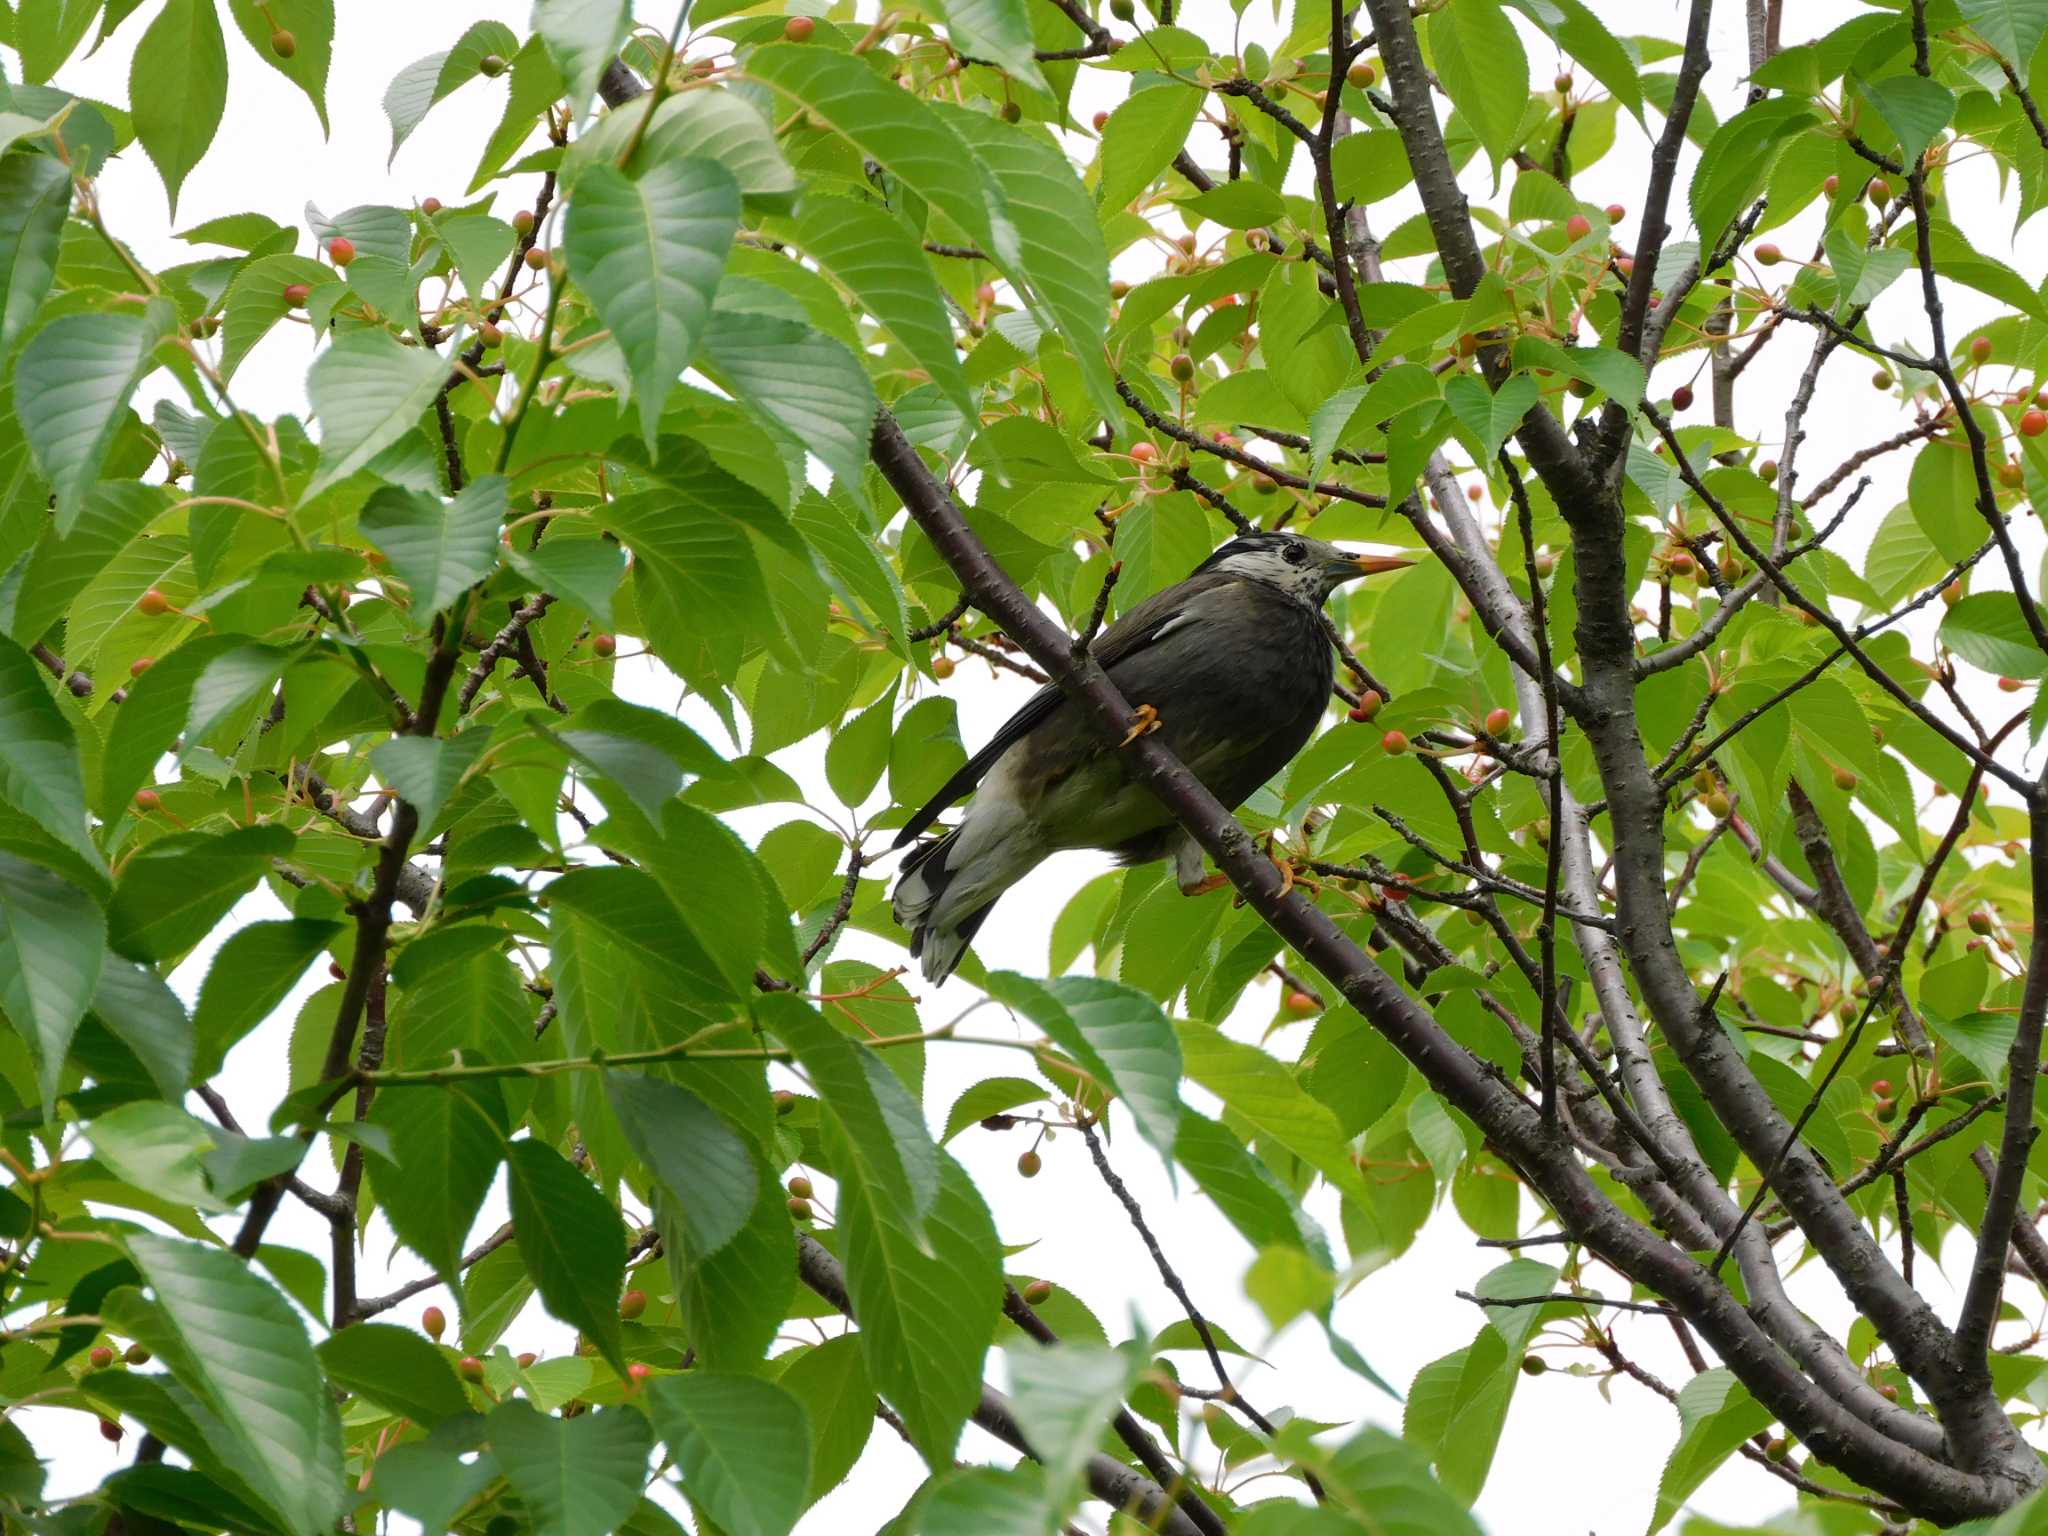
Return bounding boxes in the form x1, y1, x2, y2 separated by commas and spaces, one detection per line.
891, 577, 1238, 847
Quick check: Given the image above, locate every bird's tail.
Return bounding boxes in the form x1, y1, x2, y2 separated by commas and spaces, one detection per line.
891, 832, 999, 984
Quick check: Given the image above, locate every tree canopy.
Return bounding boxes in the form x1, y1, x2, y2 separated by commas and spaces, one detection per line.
1, 0, 2048, 1531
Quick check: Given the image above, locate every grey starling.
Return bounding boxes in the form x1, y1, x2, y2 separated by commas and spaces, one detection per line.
891, 530, 1411, 981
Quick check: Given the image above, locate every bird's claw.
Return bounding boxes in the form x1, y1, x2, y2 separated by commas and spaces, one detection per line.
1119, 704, 1162, 748
1180, 873, 1229, 897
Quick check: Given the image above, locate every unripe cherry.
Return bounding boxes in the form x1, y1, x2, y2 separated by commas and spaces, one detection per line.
1553, 71, 1573, 94
1170, 353, 1195, 383
1022, 1279, 1053, 1304
478, 53, 507, 77
1129, 441, 1158, 464
784, 15, 814, 41
1284, 990, 1318, 1016
1824, 174, 1840, 195
129, 656, 154, 678
932, 655, 955, 679
1017, 1150, 1042, 1178
618, 1289, 647, 1320
270, 28, 296, 57
457, 1355, 485, 1382
423, 1306, 446, 1340
1755, 242, 1782, 266
524, 245, 549, 271
788, 1175, 814, 1200
1381, 729, 1409, 755
133, 789, 160, 812
89, 1346, 115, 1369
626, 1362, 651, 1387
1604, 203, 1625, 221
478, 321, 503, 348
421, 197, 443, 216
1998, 674, 2024, 691
1970, 335, 1993, 363
517, 1351, 538, 1368
513, 209, 536, 235
1348, 60, 1375, 88
591, 632, 616, 657
124, 1345, 150, 1365
1349, 689, 1383, 722
1832, 766, 1857, 792
1564, 214, 1591, 241
1483, 706, 1512, 736
788, 1196, 812, 1219
283, 282, 310, 307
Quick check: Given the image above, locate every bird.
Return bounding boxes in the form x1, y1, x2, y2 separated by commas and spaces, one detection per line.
890, 530, 1412, 982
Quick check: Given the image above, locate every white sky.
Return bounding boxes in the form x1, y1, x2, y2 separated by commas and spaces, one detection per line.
15, 0, 2046, 1531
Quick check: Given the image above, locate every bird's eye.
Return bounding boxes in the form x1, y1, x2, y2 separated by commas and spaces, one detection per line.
1282, 543, 1308, 566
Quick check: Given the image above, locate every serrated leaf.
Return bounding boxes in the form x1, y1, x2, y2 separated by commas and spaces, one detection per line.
0, 149, 70, 356
1443, 372, 1538, 462
531, 0, 628, 121
370, 731, 490, 832
566, 159, 739, 451
1006, 1342, 1143, 1523
226, 0, 333, 133
1649, 1370, 1773, 1533
191, 919, 343, 1078
489, 1400, 652, 1536
90, 956, 194, 1100
507, 1138, 629, 1372
303, 331, 450, 498
316, 1324, 471, 1427
1859, 72, 1954, 167
839, 1150, 1001, 1470
983, 972, 1183, 1168
1099, 84, 1205, 213
106, 825, 294, 963
705, 308, 877, 499
15, 302, 176, 533
1940, 591, 2048, 680
605, 1071, 758, 1260
0, 851, 104, 1115
367, 1080, 508, 1284
506, 536, 626, 628
797, 194, 972, 419
1177, 1021, 1372, 1206
129, 0, 227, 216
125, 1232, 346, 1536
1432, 0, 1527, 176
0, 635, 100, 870
1959, 0, 2048, 67
647, 1373, 811, 1536
357, 473, 508, 612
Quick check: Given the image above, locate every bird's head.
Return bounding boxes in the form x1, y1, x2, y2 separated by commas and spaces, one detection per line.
1193, 530, 1413, 606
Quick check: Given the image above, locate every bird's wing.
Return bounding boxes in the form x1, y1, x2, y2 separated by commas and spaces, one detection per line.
890, 577, 1231, 847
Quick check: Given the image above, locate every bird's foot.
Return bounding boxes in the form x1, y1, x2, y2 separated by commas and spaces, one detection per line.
1118, 704, 1162, 748
1179, 873, 1229, 897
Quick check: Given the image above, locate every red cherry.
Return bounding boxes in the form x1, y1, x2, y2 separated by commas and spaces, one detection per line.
1091, 110, 1109, 131
133, 789, 160, 812
137, 588, 170, 616
1969, 336, 1993, 363
1483, 707, 1512, 736
1381, 730, 1409, 755
626, 1362, 651, 1387
129, 656, 154, 678
1128, 441, 1158, 464
516, 1351, 538, 1368
591, 633, 616, 657
88, 1346, 115, 1369
1604, 203, 1625, 221
457, 1356, 484, 1382
1284, 990, 1318, 1016
1671, 384, 1695, 412
1349, 690, 1383, 722
2020, 408, 2047, 438
784, 15, 814, 41
99, 1419, 122, 1443
326, 236, 355, 267
1564, 214, 1591, 241
283, 283, 311, 308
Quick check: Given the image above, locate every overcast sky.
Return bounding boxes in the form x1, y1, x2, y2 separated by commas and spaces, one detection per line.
16, 0, 2044, 1530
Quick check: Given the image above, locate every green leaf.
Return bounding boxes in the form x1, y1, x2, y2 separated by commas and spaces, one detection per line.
797, 195, 972, 419
1503, 0, 1643, 122
1431, 0, 1527, 176
705, 308, 877, 499
1176, 180, 1286, 230
1005, 1342, 1143, 1523
15, 302, 175, 533
1174, 1106, 1331, 1259
90, 956, 195, 1100
129, 0, 227, 215
647, 1373, 812, 1536
507, 537, 627, 629
488, 1400, 652, 1536
106, 825, 295, 963
1443, 372, 1538, 462
0, 852, 104, 1114
0, 635, 100, 870
1688, 97, 1815, 246
944, 107, 1117, 422
1315, 1424, 1483, 1536
605, 1071, 758, 1260
984, 973, 1182, 1167
1246, 1243, 1337, 1329
507, 1138, 629, 1373
125, 1232, 346, 1536
918, 1467, 1052, 1536
942, 1075, 1048, 1144
825, 682, 898, 808
776, 1336, 873, 1506
357, 473, 508, 613
565, 159, 740, 451
1649, 1370, 1774, 1534
747, 44, 996, 254
370, 731, 490, 832
1099, 84, 1205, 213
303, 330, 451, 498
932, 0, 1045, 87
0, 149, 71, 356
191, 919, 343, 1078
839, 1150, 1002, 1470
531, 0, 629, 121
888, 695, 968, 814
1940, 592, 2048, 680
226, 0, 333, 132
88, 1101, 229, 1210
366, 1080, 508, 1283
762, 994, 940, 1232
316, 1323, 471, 1428
184, 643, 288, 746
1177, 1021, 1372, 1206
1928, 1010, 2018, 1089
384, 22, 520, 163
545, 865, 737, 1006
1859, 72, 1954, 166
1959, 0, 2048, 66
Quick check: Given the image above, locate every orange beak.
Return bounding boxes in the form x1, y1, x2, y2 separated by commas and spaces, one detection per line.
1347, 553, 1416, 575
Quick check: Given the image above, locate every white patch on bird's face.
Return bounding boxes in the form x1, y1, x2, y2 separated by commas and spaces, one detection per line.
1210, 541, 1326, 603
